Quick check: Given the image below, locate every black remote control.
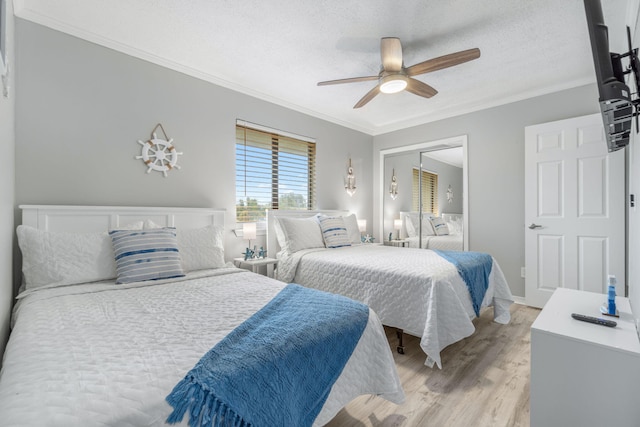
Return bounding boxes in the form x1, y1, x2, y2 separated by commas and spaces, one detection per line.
571, 313, 617, 327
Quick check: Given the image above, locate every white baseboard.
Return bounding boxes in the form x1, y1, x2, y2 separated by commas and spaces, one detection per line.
512, 295, 526, 305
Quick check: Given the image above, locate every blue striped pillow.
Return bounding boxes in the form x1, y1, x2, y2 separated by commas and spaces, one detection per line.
429, 217, 450, 236
317, 215, 351, 249
109, 228, 185, 284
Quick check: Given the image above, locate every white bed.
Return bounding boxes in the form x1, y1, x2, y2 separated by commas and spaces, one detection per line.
0, 205, 403, 427
267, 210, 513, 369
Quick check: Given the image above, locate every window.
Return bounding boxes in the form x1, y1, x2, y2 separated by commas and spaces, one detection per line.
412, 168, 438, 215
236, 123, 316, 223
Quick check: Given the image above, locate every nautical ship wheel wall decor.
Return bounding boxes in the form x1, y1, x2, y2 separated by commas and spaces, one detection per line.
136, 123, 183, 177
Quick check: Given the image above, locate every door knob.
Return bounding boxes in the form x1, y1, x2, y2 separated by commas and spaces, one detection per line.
528, 223, 542, 229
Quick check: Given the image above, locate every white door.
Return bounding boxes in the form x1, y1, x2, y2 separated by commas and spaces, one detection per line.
525, 113, 625, 308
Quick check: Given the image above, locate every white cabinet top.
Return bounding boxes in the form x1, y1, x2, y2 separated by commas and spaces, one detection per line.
531, 288, 640, 357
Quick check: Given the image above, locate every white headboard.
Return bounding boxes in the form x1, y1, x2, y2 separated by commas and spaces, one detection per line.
266, 209, 348, 256
20, 205, 225, 232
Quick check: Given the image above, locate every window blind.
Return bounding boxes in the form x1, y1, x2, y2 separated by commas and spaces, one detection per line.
236, 124, 316, 222
412, 168, 439, 215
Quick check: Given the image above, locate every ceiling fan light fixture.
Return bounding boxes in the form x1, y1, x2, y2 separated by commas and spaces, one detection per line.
317, 38, 480, 108
379, 75, 407, 94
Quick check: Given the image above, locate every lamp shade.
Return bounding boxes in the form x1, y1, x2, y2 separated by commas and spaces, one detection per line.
357, 219, 367, 232
242, 222, 257, 240
394, 219, 402, 230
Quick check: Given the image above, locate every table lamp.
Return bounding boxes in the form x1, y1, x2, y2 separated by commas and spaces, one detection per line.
242, 222, 257, 260
394, 219, 402, 240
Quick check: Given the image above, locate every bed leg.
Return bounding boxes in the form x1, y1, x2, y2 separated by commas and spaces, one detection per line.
396, 329, 405, 354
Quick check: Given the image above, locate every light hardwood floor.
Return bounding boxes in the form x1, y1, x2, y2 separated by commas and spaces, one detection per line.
326, 304, 541, 427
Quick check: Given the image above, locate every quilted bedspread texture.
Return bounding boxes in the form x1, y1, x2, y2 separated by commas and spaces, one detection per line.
0, 268, 403, 426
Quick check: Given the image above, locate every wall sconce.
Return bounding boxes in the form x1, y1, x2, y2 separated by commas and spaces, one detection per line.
345, 158, 356, 196
447, 185, 454, 203
394, 219, 402, 240
389, 168, 398, 200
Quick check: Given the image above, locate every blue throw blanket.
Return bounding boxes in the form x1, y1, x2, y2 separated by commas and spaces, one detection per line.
166, 283, 369, 427
434, 250, 493, 317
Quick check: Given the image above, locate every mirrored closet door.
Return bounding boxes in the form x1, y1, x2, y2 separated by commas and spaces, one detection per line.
381, 135, 468, 251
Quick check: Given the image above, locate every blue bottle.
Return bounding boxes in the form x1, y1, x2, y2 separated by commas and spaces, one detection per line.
607, 275, 617, 315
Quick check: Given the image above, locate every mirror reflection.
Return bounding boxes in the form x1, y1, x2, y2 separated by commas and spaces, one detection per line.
383, 141, 466, 251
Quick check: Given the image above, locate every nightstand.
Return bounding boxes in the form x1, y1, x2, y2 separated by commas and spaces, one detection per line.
233, 257, 278, 278
384, 239, 409, 247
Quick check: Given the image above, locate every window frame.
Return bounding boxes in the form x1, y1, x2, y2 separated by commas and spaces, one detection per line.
235, 122, 316, 225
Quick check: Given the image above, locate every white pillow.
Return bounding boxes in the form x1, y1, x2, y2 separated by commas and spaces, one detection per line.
342, 214, 362, 245
273, 217, 288, 252
176, 225, 225, 272
446, 217, 463, 235
144, 221, 225, 271
143, 219, 163, 229
405, 215, 418, 238
274, 216, 324, 254
17, 225, 117, 290
405, 214, 435, 237
317, 215, 351, 249
429, 217, 450, 236
110, 228, 185, 284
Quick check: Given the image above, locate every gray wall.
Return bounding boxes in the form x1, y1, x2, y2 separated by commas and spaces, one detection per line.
373, 84, 601, 298
14, 19, 374, 268
0, 0, 15, 362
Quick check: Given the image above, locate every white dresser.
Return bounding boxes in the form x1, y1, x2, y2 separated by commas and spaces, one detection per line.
530, 288, 640, 427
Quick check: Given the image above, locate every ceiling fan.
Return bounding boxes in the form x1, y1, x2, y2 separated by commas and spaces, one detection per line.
317, 37, 480, 108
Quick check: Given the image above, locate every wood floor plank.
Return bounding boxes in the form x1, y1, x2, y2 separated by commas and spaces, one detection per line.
325, 304, 540, 427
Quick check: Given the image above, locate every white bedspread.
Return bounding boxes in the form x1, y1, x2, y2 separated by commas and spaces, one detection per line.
0, 268, 403, 426
276, 245, 513, 368
406, 235, 463, 251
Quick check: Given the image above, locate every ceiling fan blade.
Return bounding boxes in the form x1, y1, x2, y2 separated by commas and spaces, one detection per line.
405, 78, 438, 98
406, 48, 480, 76
317, 76, 379, 86
381, 37, 403, 72
353, 85, 381, 109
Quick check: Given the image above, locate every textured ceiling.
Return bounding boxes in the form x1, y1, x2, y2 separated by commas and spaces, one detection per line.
14, 0, 633, 135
